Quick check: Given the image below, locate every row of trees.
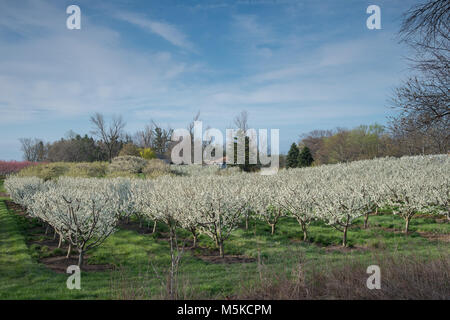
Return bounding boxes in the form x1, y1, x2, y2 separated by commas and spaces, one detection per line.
5, 154, 448, 269
20, 117, 448, 168
0, 161, 38, 177
298, 122, 447, 167
20, 111, 250, 165
18, 110, 274, 170
298, 124, 417, 165
20, 114, 173, 163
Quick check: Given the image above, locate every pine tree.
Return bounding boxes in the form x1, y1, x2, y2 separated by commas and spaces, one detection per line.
298, 146, 314, 167
286, 143, 300, 168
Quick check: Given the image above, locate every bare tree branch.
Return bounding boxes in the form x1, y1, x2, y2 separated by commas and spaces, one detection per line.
90, 113, 126, 162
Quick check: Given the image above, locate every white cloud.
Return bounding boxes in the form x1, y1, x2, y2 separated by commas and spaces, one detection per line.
114, 12, 195, 51
0, 1, 193, 124
0, 0, 59, 34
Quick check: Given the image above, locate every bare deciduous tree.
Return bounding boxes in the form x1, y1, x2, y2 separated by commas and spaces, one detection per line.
187, 111, 201, 138
234, 110, 249, 133
19, 138, 46, 162
391, 0, 449, 147
90, 113, 126, 163
400, 0, 449, 51
187, 111, 202, 163
135, 123, 155, 148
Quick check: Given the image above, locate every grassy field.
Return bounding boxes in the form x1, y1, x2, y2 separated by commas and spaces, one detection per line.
0, 179, 8, 202
1, 176, 448, 300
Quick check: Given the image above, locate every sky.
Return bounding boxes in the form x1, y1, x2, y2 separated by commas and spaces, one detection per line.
0, 0, 421, 160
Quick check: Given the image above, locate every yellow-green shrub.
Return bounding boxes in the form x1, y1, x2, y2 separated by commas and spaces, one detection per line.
139, 148, 156, 160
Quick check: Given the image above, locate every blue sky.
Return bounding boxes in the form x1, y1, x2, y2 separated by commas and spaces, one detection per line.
0, 0, 421, 160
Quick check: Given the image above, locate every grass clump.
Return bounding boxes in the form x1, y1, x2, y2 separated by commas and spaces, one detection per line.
236, 252, 450, 300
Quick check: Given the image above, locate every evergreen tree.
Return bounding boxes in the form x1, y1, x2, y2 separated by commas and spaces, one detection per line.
286, 143, 300, 168
298, 146, 314, 167
228, 135, 260, 172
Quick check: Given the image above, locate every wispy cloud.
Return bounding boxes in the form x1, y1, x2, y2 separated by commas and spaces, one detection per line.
230, 14, 278, 58
0, 1, 194, 125
114, 12, 195, 51
0, 0, 58, 34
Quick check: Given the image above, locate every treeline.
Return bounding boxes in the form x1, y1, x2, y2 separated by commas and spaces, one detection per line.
18, 111, 254, 166
297, 123, 448, 166
20, 119, 448, 167
20, 114, 174, 163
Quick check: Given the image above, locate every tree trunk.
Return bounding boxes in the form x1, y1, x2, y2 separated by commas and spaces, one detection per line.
404, 216, 411, 234
342, 225, 348, 247
58, 233, 63, 248
219, 241, 224, 259
66, 243, 72, 258
78, 250, 84, 268
245, 215, 249, 230
192, 233, 197, 248
152, 220, 157, 233
298, 220, 308, 241
364, 213, 369, 229
270, 223, 275, 235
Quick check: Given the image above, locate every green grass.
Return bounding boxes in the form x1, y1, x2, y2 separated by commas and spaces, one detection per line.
0, 179, 8, 202
0, 195, 449, 299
